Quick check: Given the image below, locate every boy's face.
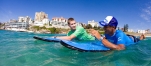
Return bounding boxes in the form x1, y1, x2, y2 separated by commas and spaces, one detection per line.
68, 20, 76, 30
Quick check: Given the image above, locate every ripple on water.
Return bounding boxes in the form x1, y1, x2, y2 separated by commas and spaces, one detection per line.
0, 30, 151, 66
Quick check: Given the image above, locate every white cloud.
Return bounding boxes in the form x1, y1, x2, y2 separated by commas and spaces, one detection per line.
140, 2, 151, 22
0, 7, 13, 22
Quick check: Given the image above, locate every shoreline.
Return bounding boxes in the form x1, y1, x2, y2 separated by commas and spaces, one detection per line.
125, 32, 151, 37
2, 29, 67, 34
1, 29, 151, 37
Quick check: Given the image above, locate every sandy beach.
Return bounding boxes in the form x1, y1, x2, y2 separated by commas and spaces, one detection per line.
125, 32, 151, 37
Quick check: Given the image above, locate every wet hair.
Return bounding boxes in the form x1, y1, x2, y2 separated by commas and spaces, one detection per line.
67, 18, 74, 24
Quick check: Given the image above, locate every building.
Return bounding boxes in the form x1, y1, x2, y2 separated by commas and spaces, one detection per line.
88, 20, 99, 27
137, 29, 150, 34
35, 11, 48, 22
33, 16, 84, 29
18, 17, 24, 22
128, 29, 134, 32
33, 11, 49, 27
33, 21, 44, 27
9, 19, 17, 22
52, 17, 67, 22
50, 17, 69, 29
42, 18, 49, 25
137, 30, 146, 33
5, 22, 29, 31
50, 17, 84, 29
18, 16, 31, 22
29, 20, 34, 25
24, 16, 31, 22
33, 18, 49, 27
5, 16, 30, 31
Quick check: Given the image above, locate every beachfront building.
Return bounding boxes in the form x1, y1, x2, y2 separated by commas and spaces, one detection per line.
5, 22, 29, 31
33, 22, 44, 27
18, 16, 32, 22
137, 29, 150, 34
18, 17, 24, 22
50, 17, 69, 29
88, 20, 99, 27
137, 30, 146, 34
9, 19, 17, 22
4, 16, 31, 31
52, 17, 67, 22
35, 11, 48, 22
42, 18, 49, 25
32, 11, 49, 27
33, 18, 49, 27
49, 17, 83, 29
128, 29, 134, 32
29, 20, 34, 25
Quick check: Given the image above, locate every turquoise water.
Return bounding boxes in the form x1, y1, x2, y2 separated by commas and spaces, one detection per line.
0, 30, 151, 66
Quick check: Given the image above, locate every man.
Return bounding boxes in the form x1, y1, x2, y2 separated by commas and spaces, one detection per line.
90, 16, 145, 50
54, 18, 95, 41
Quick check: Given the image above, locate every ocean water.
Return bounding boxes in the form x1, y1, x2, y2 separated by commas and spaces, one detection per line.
0, 30, 151, 66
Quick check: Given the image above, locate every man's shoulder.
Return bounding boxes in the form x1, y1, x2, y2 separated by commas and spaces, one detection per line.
76, 26, 84, 30
115, 30, 125, 35
76, 26, 84, 29
115, 30, 127, 38
116, 30, 124, 33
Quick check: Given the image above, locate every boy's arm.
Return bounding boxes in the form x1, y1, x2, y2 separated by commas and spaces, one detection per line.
55, 35, 76, 40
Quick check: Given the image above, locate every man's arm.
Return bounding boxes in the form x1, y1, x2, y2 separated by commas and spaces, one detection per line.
55, 34, 76, 41
90, 29, 125, 50
54, 26, 84, 41
101, 39, 125, 50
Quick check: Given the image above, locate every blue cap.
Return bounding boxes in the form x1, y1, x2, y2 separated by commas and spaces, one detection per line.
99, 16, 118, 28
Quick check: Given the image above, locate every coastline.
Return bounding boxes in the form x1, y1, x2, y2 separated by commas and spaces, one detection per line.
1, 29, 151, 37
2, 29, 68, 34
125, 32, 151, 37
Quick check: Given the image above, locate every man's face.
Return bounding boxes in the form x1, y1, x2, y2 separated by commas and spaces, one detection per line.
103, 25, 114, 34
68, 20, 76, 30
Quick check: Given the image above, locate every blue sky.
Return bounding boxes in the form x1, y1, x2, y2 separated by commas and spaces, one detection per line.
0, 0, 151, 31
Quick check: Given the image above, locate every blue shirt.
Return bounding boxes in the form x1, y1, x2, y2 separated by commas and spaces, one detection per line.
105, 30, 134, 46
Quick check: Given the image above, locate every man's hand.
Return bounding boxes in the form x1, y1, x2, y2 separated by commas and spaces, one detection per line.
90, 29, 101, 40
